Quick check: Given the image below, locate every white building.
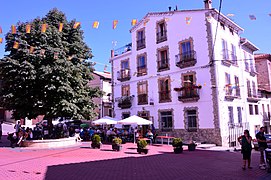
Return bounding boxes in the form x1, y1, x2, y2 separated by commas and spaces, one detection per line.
110, 1, 261, 146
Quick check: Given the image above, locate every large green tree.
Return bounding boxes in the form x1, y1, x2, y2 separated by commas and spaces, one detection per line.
0, 8, 102, 121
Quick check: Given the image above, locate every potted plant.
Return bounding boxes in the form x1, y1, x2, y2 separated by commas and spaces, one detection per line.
188, 141, 197, 151
137, 139, 148, 154
112, 137, 122, 151
172, 138, 183, 154
91, 134, 101, 149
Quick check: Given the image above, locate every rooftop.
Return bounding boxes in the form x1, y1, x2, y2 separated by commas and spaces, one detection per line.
93, 71, 111, 80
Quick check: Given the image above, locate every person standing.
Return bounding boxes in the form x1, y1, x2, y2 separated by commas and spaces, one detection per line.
0, 121, 3, 143
238, 130, 253, 170
14, 121, 21, 139
256, 127, 268, 169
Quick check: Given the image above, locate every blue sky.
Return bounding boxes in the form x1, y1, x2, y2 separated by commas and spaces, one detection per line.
0, 0, 270, 71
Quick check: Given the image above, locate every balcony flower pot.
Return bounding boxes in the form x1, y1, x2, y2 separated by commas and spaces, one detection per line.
91, 134, 101, 149
172, 138, 183, 154
112, 137, 122, 151
137, 139, 148, 154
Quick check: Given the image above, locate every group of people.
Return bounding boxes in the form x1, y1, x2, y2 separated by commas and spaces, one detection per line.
238, 127, 270, 170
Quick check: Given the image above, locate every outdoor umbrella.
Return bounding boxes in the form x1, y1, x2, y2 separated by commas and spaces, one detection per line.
93, 116, 119, 125
117, 115, 152, 143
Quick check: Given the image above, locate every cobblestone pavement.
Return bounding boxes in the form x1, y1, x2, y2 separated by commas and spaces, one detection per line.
0, 137, 270, 180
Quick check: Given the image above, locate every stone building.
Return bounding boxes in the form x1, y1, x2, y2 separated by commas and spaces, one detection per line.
110, 0, 261, 146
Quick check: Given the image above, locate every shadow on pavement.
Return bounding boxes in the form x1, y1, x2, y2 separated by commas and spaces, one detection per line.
45, 150, 271, 180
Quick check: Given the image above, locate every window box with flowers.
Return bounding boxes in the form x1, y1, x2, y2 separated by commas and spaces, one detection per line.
117, 96, 133, 109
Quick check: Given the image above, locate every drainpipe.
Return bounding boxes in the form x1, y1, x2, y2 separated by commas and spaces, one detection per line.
110, 50, 115, 118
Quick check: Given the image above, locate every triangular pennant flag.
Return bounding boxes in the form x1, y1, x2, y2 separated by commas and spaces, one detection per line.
0, 38, 3, 43
13, 41, 19, 49
29, 46, 35, 54
144, 18, 150, 26
185, 17, 192, 25
227, 14, 235, 17
59, 23, 64, 32
40, 49, 45, 56
131, 19, 137, 26
0, 26, 2, 34
11, 25, 16, 34
41, 24, 47, 33
249, 15, 256, 20
73, 22, 80, 29
26, 24, 31, 33
92, 21, 99, 29
113, 20, 118, 29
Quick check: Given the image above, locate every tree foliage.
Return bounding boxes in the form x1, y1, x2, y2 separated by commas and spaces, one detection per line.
0, 8, 102, 120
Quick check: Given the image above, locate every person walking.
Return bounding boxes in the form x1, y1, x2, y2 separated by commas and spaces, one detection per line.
0, 121, 3, 143
256, 127, 269, 169
238, 129, 252, 170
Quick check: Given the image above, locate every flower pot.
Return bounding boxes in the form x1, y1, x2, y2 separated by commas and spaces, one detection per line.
112, 144, 122, 151
137, 148, 148, 154
188, 144, 196, 151
174, 147, 183, 154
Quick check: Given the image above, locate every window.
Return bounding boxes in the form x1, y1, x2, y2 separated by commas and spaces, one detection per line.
247, 80, 251, 97
249, 105, 253, 115
187, 110, 197, 131
255, 105, 259, 115
231, 44, 237, 65
137, 81, 148, 105
158, 78, 171, 102
156, 21, 167, 43
234, 76, 240, 97
137, 29, 145, 50
252, 81, 257, 97
160, 111, 172, 131
228, 106, 234, 124
122, 112, 130, 119
137, 54, 147, 76
222, 39, 229, 60
176, 38, 196, 69
267, 104, 270, 120
181, 41, 192, 60
138, 111, 149, 120
121, 85, 130, 96
249, 55, 255, 72
118, 60, 130, 81
244, 52, 249, 71
237, 107, 242, 123
225, 73, 232, 95
158, 48, 169, 71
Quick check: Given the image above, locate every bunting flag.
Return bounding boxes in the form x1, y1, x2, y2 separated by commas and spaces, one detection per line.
0, 26, 2, 34
40, 49, 45, 56
227, 14, 235, 17
41, 24, 47, 33
131, 19, 137, 26
29, 46, 35, 54
249, 15, 256, 20
13, 41, 19, 49
0, 38, 3, 43
269, 13, 271, 17
26, 24, 31, 33
185, 17, 192, 25
11, 25, 16, 34
73, 22, 80, 29
92, 21, 99, 29
113, 20, 118, 29
143, 18, 150, 26
104, 65, 107, 71
58, 23, 64, 32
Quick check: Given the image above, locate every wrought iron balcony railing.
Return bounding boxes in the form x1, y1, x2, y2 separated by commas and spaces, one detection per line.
175, 50, 197, 68
137, 65, 147, 76
113, 43, 132, 57
136, 38, 146, 50
157, 59, 169, 71
174, 85, 201, 102
117, 96, 133, 109
117, 69, 131, 82
156, 31, 167, 43
159, 90, 171, 102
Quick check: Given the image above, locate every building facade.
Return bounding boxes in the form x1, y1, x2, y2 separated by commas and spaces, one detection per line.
89, 71, 112, 119
110, 1, 261, 146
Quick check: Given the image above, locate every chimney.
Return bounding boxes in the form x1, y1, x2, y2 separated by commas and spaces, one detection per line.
168, 6, 172, 11
204, 0, 212, 9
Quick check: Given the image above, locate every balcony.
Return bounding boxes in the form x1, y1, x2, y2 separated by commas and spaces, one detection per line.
159, 91, 171, 102
117, 69, 131, 82
136, 38, 146, 50
231, 54, 238, 66
174, 85, 201, 102
117, 96, 133, 109
249, 68, 258, 77
137, 66, 147, 76
156, 31, 167, 43
224, 86, 238, 101
113, 43, 132, 57
138, 94, 148, 105
221, 49, 231, 67
157, 59, 169, 71
175, 51, 197, 69
247, 90, 260, 103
